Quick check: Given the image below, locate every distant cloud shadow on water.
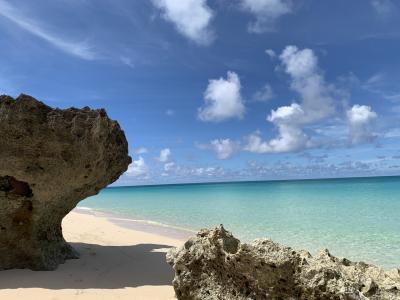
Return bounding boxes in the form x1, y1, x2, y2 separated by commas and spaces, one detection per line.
0, 243, 174, 289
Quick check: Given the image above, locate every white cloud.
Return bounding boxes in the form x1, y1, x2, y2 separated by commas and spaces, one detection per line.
151, 0, 214, 45
265, 49, 276, 58
244, 105, 310, 153
120, 56, 135, 68
280, 45, 317, 77
245, 45, 336, 153
134, 147, 148, 154
126, 156, 149, 177
240, 0, 292, 33
198, 71, 245, 122
279, 46, 335, 122
156, 160, 227, 180
266, 104, 310, 151
371, 0, 394, 16
0, 0, 97, 60
163, 161, 176, 172
209, 139, 239, 159
157, 148, 171, 162
365, 73, 385, 86
347, 105, 377, 144
245, 127, 309, 153
254, 84, 274, 102
191, 166, 224, 177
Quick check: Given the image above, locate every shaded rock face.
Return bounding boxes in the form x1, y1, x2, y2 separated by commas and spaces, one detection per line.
0, 94, 131, 270
167, 225, 400, 300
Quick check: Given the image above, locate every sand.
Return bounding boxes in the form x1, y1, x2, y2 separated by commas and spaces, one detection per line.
0, 210, 185, 300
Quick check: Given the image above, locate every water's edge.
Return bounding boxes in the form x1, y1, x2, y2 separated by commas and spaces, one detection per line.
73, 207, 194, 241
72, 207, 399, 271
77, 176, 400, 269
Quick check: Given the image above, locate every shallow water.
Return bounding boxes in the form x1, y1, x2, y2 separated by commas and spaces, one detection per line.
79, 176, 400, 269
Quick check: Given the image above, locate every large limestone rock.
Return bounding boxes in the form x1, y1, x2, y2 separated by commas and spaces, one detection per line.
167, 225, 400, 300
0, 94, 131, 270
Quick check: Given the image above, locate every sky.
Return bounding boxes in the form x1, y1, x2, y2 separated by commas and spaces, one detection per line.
1, 0, 400, 185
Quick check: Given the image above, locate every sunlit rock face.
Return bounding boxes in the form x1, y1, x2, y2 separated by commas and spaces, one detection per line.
167, 225, 400, 300
0, 94, 131, 270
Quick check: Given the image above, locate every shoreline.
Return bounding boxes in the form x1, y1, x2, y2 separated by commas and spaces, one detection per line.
74, 207, 399, 270
0, 210, 184, 300
75, 206, 195, 241
0, 208, 398, 299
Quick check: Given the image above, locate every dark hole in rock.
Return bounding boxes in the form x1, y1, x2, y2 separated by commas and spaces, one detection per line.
0, 176, 11, 192
0, 176, 33, 197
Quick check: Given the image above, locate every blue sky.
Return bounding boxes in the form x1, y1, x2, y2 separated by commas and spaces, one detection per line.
1, 0, 400, 185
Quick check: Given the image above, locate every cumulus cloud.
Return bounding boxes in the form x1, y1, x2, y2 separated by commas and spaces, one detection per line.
240, 0, 292, 33
245, 104, 311, 153
151, 0, 214, 45
198, 71, 245, 122
279, 46, 336, 122
126, 156, 149, 177
157, 148, 171, 162
209, 139, 239, 159
245, 45, 336, 153
254, 84, 274, 102
347, 105, 377, 144
197, 139, 239, 159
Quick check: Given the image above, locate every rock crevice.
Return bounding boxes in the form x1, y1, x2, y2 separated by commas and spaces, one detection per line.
0, 94, 131, 270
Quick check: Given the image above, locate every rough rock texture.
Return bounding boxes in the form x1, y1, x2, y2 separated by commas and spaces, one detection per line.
167, 225, 400, 300
0, 94, 131, 270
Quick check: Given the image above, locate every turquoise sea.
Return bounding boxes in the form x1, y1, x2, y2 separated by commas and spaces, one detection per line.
79, 176, 400, 269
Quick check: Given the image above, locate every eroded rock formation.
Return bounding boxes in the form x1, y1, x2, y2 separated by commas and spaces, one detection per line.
0, 94, 131, 270
167, 225, 400, 300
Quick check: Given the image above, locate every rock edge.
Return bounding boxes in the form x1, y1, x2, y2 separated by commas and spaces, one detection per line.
167, 225, 400, 300
0, 94, 131, 270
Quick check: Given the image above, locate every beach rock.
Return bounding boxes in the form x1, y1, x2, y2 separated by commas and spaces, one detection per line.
0, 94, 131, 270
167, 225, 400, 300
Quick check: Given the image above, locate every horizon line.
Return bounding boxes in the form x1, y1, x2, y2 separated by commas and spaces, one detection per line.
108, 173, 400, 189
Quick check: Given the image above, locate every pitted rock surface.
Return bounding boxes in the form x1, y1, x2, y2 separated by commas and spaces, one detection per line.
167, 225, 400, 300
0, 94, 131, 270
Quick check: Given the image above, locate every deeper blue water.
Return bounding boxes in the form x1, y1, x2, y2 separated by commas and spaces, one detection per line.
79, 176, 400, 269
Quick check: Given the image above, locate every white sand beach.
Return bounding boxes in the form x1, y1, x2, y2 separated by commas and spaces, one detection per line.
0, 211, 184, 300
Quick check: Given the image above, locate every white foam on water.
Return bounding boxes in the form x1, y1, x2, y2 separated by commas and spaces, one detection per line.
76, 206, 93, 211
108, 216, 197, 234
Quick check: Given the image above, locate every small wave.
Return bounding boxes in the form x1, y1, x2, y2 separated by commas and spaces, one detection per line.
108, 216, 197, 234
76, 206, 93, 211
74, 206, 196, 236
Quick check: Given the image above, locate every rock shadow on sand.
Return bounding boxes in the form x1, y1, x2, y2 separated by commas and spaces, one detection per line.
0, 243, 174, 289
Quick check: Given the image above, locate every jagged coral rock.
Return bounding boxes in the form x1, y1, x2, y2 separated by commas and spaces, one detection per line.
0, 94, 131, 270
167, 225, 400, 300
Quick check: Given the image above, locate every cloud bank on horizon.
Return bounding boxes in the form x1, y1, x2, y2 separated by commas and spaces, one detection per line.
0, 0, 399, 185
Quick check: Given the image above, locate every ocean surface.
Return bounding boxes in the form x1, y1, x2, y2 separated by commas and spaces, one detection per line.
79, 176, 400, 269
